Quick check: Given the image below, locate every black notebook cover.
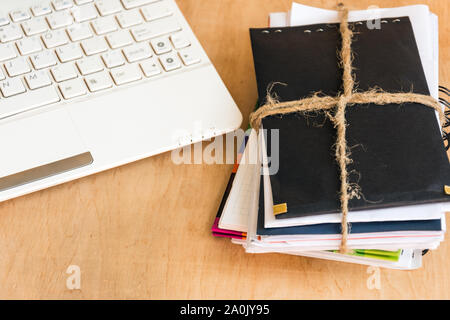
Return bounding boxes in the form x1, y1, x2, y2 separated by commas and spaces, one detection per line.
250, 17, 450, 219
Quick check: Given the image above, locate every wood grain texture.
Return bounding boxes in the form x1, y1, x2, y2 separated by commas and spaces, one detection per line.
0, 0, 448, 299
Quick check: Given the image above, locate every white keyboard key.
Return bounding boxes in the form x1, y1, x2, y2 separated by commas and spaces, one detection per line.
52, 0, 73, 11
22, 17, 49, 36
30, 51, 57, 69
51, 63, 78, 82
91, 16, 117, 35
110, 64, 142, 85
96, 0, 122, 16
140, 58, 161, 77
56, 43, 83, 62
0, 85, 60, 118
0, 77, 26, 97
121, 0, 158, 10
159, 51, 181, 71
131, 17, 181, 41
46, 11, 73, 29
0, 15, 9, 27
81, 37, 108, 55
42, 29, 68, 48
84, 71, 113, 92
101, 51, 125, 69
116, 10, 143, 28
0, 43, 17, 62
10, 9, 31, 22
16, 37, 43, 55
24, 70, 52, 90
76, 56, 104, 75
123, 42, 152, 62
75, 0, 93, 4
106, 30, 133, 49
0, 24, 23, 42
67, 23, 92, 41
141, 2, 173, 21
150, 37, 171, 55
5, 57, 31, 77
59, 78, 87, 99
170, 33, 190, 49
73, 3, 98, 23
178, 47, 200, 66
102, 50, 125, 68
31, 4, 53, 17
0, 68, 5, 80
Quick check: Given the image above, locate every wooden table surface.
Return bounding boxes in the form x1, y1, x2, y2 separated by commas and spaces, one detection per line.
0, 0, 449, 299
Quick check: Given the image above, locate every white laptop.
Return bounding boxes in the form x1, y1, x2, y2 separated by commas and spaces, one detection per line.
0, 0, 242, 202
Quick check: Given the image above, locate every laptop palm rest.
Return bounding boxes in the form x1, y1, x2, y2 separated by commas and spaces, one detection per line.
0, 109, 93, 192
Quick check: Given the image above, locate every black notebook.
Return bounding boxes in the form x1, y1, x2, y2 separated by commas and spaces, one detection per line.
249, 17, 450, 219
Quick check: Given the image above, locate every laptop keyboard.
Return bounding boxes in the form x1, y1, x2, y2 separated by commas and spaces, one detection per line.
0, 0, 202, 119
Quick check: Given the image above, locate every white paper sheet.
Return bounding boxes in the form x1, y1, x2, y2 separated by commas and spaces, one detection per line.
219, 130, 259, 232
243, 247, 423, 270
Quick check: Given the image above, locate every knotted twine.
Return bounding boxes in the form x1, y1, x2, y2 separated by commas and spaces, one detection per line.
249, 3, 445, 253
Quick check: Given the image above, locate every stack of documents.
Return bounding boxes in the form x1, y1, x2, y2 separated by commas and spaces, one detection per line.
212, 3, 450, 270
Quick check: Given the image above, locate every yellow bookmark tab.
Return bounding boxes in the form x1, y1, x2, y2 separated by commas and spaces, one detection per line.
273, 203, 288, 215
445, 185, 450, 195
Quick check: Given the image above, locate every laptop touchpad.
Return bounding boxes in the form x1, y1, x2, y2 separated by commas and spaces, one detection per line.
0, 109, 93, 192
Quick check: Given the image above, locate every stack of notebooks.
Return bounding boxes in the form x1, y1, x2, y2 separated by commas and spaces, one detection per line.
212, 3, 450, 269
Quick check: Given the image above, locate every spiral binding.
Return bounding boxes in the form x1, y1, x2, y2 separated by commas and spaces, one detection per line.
440, 85, 450, 150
